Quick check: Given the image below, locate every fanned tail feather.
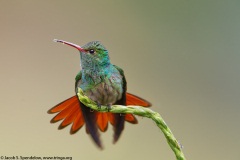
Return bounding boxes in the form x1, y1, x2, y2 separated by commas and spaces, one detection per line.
126, 93, 152, 107
96, 113, 109, 132
125, 114, 138, 124
48, 93, 151, 147
71, 111, 84, 134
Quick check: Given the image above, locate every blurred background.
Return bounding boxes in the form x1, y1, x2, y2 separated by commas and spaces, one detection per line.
0, 0, 239, 159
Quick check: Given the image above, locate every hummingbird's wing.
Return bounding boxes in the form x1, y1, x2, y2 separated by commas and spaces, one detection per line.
79, 100, 103, 148
110, 65, 127, 143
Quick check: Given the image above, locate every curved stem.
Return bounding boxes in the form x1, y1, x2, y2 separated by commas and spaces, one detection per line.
77, 88, 186, 160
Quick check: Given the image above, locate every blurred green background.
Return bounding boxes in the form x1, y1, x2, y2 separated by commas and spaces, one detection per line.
0, 0, 239, 159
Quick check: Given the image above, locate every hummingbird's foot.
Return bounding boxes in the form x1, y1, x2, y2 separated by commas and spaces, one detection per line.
96, 103, 102, 110
107, 105, 112, 112
96, 103, 111, 112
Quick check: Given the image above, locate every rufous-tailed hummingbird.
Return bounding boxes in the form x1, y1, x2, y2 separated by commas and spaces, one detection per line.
48, 39, 151, 149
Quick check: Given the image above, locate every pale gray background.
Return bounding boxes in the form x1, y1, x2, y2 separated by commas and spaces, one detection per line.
0, 1, 239, 159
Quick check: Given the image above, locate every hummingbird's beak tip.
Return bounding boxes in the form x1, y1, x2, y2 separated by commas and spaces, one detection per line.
53, 39, 59, 43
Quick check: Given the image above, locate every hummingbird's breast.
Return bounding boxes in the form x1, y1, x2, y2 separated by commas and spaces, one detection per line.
78, 71, 123, 106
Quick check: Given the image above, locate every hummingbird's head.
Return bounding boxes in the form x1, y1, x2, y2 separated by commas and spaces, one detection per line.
53, 39, 110, 70
80, 41, 110, 70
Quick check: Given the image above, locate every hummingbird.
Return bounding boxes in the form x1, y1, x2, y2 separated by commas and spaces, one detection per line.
48, 39, 151, 149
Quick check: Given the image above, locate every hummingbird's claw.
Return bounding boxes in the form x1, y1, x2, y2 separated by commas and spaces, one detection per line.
107, 105, 112, 112
96, 103, 102, 110
96, 103, 111, 112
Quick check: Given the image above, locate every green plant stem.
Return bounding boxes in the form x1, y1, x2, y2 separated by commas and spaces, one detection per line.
77, 88, 186, 160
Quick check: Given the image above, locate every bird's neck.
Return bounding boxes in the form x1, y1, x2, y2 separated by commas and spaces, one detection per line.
80, 53, 110, 71
81, 63, 112, 85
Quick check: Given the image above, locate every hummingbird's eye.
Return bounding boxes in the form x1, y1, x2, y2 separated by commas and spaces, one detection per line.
89, 49, 95, 54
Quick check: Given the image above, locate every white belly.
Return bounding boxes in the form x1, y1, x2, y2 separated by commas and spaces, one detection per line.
84, 75, 123, 105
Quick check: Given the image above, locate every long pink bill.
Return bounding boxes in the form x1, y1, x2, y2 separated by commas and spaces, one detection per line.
53, 39, 86, 52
